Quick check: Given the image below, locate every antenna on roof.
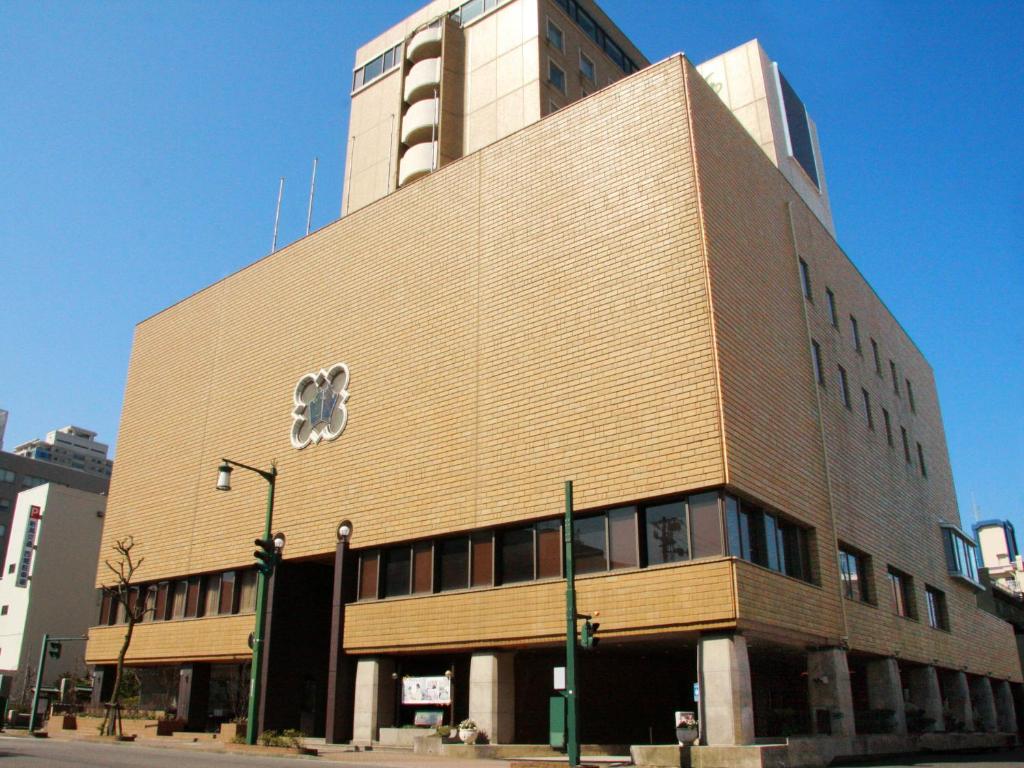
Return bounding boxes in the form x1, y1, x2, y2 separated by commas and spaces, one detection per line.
271, 177, 285, 253
306, 157, 318, 236
971, 493, 981, 523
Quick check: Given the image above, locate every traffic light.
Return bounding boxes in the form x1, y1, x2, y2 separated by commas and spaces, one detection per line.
47, 640, 62, 659
579, 619, 600, 650
254, 538, 279, 576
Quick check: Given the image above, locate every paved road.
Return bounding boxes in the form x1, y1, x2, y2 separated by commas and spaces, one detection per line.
0, 736, 509, 768
836, 747, 1024, 767
0, 737, 1019, 767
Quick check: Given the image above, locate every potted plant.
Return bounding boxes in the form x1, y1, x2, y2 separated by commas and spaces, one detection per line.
457, 718, 479, 744
675, 711, 698, 746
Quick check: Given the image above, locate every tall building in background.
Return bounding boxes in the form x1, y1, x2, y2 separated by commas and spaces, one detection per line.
0, 410, 8, 451
86, 0, 1020, 762
14, 426, 113, 479
0, 484, 107, 704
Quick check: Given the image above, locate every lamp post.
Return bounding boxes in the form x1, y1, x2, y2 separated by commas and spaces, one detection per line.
216, 458, 278, 746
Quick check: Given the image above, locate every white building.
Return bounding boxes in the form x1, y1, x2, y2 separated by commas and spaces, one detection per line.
0, 484, 106, 703
976, 520, 1024, 597
13, 426, 113, 480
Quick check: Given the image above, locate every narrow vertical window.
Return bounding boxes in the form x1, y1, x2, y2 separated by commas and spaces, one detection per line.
890, 360, 900, 396
499, 526, 534, 584
645, 501, 689, 565
608, 507, 638, 569
812, 340, 825, 386
850, 315, 861, 352
470, 532, 493, 587
579, 51, 595, 81
901, 427, 911, 463
917, 442, 927, 477
438, 537, 470, 591
574, 515, 608, 573
837, 365, 851, 408
548, 60, 566, 93
689, 492, 724, 559
413, 541, 434, 593
799, 258, 813, 300
383, 547, 411, 597
906, 379, 916, 412
862, 388, 874, 429
882, 408, 894, 446
871, 338, 882, 375
536, 520, 562, 579
546, 19, 564, 51
358, 551, 380, 600
826, 288, 838, 328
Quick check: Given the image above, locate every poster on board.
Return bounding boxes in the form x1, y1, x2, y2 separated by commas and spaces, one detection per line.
401, 676, 452, 705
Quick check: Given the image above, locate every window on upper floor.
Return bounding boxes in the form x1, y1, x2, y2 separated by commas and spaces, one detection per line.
887, 566, 916, 619
21, 476, 46, 489
871, 338, 882, 375
838, 546, 872, 602
546, 18, 564, 51
0, 499, 9, 515
882, 408, 894, 447
861, 389, 874, 430
901, 426, 912, 464
812, 340, 825, 386
942, 525, 980, 586
838, 365, 851, 408
826, 288, 838, 328
724, 495, 813, 582
906, 379, 916, 412
925, 585, 949, 630
916, 442, 927, 478
850, 315, 862, 352
0, 470, 13, 484
890, 360, 900, 396
548, 60, 566, 93
579, 51, 595, 82
799, 258, 813, 301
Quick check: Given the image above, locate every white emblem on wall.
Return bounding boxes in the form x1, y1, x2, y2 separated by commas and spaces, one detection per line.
290, 363, 350, 449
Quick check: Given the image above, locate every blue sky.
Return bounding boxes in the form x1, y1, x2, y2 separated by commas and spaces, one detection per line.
1, 1, 1021, 535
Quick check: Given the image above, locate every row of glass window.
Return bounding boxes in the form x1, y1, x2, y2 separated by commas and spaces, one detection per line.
550, 0, 640, 75
942, 525, 980, 584
357, 490, 815, 601
450, 0, 505, 26
97, 569, 258, 626
839, 544, 950, 630
352, 41, 404, 92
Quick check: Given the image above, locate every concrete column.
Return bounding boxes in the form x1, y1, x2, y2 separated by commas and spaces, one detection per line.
807, 647, 855, 736
698, 632, 755, 746
968, 675, 997, 733
940, 670, 973, 732
865, 657, 906, 734
468, 651, 515, 744
993, 680, 1018, 733
905, 666, 943, 732
352, 657, 395, 745
325, 533, 356, 743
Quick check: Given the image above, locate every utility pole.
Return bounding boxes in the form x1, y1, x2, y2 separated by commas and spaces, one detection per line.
563, 480, 581, 767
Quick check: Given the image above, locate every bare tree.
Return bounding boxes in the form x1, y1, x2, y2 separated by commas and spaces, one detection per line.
99, 536, 151, 736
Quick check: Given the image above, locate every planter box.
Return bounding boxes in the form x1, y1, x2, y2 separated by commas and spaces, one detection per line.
156, 719, 185, 736
62, 714, 78, 730
219, 722, 243, 740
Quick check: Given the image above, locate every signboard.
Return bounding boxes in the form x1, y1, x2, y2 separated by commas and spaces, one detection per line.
413, 710, 445, 727
401, 676, 452, 705
16, 508, 41, 588
553, 666, 566, 691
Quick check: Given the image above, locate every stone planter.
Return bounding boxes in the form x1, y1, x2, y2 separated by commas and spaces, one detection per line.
157, 718, 185, 736
219, 721, 243, 740
458, 727, 479, 744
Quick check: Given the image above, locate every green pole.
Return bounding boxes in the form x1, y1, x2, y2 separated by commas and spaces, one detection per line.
563, 481, 580, 767
28, 633, 48, 733
246, 466, 276, 746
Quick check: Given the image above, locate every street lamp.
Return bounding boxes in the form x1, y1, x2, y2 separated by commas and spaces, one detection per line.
215, 457, 278, 746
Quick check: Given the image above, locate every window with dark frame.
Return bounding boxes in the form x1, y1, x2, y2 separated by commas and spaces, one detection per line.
906, 379, 916, 412
826, 288, 838, 328
358, 550, 379, 600
644, 501, 688, 565
536, 519, 562, 579
887, 567, 915, 618
546, 18, 564, 51
883, 408, 894, 446
414, 540, 435, 593
838, 365, 851, 408
499, 526, 534, 584
925, 585, 948, 630
917, 442, 927, 478
850, 315, 861, 352
548, 60, 566, 93
579, 51, 595, 81
574, 515, 607, 574
438, 537, 469, 592
890, 360, 900, 396
862, 388, 874, 429
901, 426, 911, 463
799, 258, 813, 300
871, 338, 882, 375
812, 340, 825, 386
383, 546, 411, 598
838, 547, 870, 602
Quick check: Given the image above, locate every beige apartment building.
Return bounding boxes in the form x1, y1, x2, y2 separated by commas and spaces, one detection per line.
86, 0, 1020, 762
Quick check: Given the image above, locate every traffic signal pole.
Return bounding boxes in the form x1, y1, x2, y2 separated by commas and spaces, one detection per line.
28, 633, 86, 732
246, 465, 277, 746
563, 480, 581, 767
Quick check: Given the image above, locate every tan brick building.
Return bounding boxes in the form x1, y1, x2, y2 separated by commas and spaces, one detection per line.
86, 0, 1020, 759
